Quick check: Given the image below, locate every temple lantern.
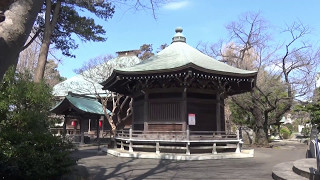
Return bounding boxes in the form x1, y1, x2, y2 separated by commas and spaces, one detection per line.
71, 120, 76, 127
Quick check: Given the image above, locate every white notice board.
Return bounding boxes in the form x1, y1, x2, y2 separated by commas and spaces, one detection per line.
188, 113, 196, 125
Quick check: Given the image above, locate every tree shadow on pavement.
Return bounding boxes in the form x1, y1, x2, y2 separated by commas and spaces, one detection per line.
81, 157, 182, 180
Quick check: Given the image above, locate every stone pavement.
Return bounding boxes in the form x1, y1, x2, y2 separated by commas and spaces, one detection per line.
68, 140, 307, 180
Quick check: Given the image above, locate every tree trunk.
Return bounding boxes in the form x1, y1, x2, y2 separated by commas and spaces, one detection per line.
252, 108, 269, 146
0, 0, 44, 80
108, 117, 117, 135
255, 127, 269, 146
34, 31, 51, 82
278, 124, 282, 139
34, 0, 60, 83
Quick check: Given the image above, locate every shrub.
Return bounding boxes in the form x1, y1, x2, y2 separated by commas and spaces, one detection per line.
280, 126, 291, 139
0, 68, 75, 179
284, 123, 294, 133
301, 127, 311, 137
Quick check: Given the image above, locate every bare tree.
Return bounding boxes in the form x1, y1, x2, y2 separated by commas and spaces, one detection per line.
17, 37, 65, 87
74, 54, 141, 134
17, 37, 40, 74
201, 12, 319, 145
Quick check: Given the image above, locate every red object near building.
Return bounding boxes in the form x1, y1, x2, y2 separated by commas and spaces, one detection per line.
71, 121, 76, 127
99, 120, 102, 128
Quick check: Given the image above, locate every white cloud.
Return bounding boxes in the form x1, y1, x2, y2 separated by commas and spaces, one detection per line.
163, 1, 189, 10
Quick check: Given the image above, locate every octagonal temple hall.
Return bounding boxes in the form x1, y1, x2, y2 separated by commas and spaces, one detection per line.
102, 28, 257, 133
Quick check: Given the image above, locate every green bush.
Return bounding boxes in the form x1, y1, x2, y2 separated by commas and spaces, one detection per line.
284, 123, 294, 133
0, 68, 75, 179
280, 126, 292, 139
301, 127, 311, 137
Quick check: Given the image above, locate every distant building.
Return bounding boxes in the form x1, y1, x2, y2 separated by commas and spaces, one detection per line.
53, 50, 141, 98
51, 50, 141, 142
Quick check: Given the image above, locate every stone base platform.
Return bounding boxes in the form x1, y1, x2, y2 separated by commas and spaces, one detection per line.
103, 147, 254, 160
272, 158, 320, 180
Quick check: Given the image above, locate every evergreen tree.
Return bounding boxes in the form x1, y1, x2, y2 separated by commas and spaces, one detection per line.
0, 67, 75, 179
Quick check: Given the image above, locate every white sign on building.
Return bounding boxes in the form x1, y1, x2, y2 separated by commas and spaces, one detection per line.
188, 113, 196, 125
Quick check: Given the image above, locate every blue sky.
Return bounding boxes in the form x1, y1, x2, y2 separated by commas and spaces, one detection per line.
56, 0, 320, 78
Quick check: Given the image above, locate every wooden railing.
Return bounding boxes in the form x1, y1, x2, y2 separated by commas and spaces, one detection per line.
114, 129, 242, 155
115, 129, 239, 141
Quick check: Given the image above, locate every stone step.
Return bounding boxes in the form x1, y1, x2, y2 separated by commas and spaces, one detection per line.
272, 161, 308, 180
292, 158, 320, 179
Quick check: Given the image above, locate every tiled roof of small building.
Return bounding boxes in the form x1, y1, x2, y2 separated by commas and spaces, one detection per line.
51, 93, 110, 115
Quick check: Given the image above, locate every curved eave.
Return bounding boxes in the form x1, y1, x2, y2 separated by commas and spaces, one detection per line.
114, 63, 257, 77
101, 63, 257, 89
101, 68, 257, 96
51, 98, 87, 115
51, 96, 106, 115
101, 71, 118, 90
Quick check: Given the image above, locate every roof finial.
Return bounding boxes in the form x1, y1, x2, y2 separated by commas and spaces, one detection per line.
172, 27, 186, 43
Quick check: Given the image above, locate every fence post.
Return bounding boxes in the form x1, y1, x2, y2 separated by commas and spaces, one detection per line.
121, 140, 124, 150
156, 142, 160, 154
129, 128, 133, 152
236, 129, 241, 153
129, 127, 132, 139
212, 143, 217, 154
236, 129, 240, 140
129, 141, 133, 152
186, 142, 190, 155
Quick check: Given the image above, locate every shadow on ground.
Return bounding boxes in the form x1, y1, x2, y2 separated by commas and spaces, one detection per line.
69, 141, 307, 180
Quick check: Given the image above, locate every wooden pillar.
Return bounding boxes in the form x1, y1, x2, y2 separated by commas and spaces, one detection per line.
80, 118, 84, 145
63, 118, 67, 136
96, 118, 100, 139
182, 87, 187, 130
101, 116, 104, 137
216, 93, 221, 131
143, 91, 149, 131
88, 119, 91, 132
220, 98, 225, 131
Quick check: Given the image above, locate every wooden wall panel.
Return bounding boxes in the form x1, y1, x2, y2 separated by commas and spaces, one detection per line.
133, 101, 144, 123
187, 101, 216, 131
148, 124, 182, 131
149, 102, 181, 122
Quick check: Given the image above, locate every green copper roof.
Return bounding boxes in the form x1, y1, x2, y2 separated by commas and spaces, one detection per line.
116, 42, 256, 76
51, 94, 108, 115
115, 28, 256, 77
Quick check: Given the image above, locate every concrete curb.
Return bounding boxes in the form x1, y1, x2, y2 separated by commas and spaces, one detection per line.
102, 148, 254, 161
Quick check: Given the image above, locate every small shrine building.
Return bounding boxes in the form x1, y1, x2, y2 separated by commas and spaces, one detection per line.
51, 93, 109, 144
